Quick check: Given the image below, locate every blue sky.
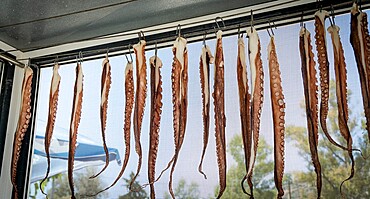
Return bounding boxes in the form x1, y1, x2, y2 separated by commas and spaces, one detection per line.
33, 10, 368, 198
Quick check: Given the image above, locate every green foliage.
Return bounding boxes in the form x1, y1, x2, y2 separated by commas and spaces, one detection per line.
47, 167, 108, 199
163, 178, 200, 199
216, 134, 276, 198
119, 172, 148, 199
286, 80, 370, 199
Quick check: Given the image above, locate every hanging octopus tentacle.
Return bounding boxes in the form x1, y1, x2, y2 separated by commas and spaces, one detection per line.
300, 27, 322, 199
11, 66, 33, 199
236, 37, 252, 194
148, 55, 163, 199
130, 40, 148, 189
243, 27, 264, 198
87, 61, 135, 197
68, 63, 84, 199
198, 45, 214, 179
350, 2, 370, 143
213, 30, 227, 199
328, 24, 356, 197
168, 36, 188, 199
268, 36, 285, 199
91, 57, 112, 178
40, 64, 61, 195
315, 10, 333, 146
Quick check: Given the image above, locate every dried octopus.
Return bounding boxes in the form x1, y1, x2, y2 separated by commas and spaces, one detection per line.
130, 40, 148, 189
147, 55, 163, 199
213, 30, 227, 199
68, 63, 84, 199
91, 57, 112, 178
315, 10, 332, 146
350, 2, 370, 143
198, 44, 214, 179
242, 27, 264, 198
299, 26, 322, 198
236, 35, 252, 195
328, 23, 355, 196
11, 66, 33, 199
268, 35, 285, 199
167, 36, 188, 199
40, 64, 61, 195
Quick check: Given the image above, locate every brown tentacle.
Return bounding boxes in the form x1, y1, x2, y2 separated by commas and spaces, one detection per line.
11, 67, 33, 199
40, 64, 61, 195
350, 3, 370, 143
148, 56, 163, 199
268, 36, 285, 199
86, 62, 135, 197
236, 37, 252, 195
244, 27, 264, 198
130, 40, 147, 189
169, 36, 188, 199
68, 63, 84, 199
213, 30, 227, 199
299, 27, 322, 199
328, 25, 355, 197
315, 11, 332, 146
198, 45, 214, 179
91, 57, 112, 178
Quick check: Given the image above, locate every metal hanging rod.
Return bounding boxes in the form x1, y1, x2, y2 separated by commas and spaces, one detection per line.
0, 54, 25, 68
29, 0, 369, 67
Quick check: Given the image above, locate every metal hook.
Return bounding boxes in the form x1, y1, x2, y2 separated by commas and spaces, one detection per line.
203, 32, 207, 47
357, 0, 362, 11
176, 24, 181, 37
54, 55, 59, 65
268, 20, 276, 36
316, 0, 322, 11
138, 31, 145, 43
79, 51, 83, 63
154, 41, 158, 59
238, 24, 243, 38
251, 9, 254, 32
128, 44, 133, 63
215, 17, 226, 31
329, 4, 336, 26
300, 11, 304, 27
106, 48, 109, 58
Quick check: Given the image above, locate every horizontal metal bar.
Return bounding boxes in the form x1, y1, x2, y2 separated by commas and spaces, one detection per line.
0, 54, 25, 68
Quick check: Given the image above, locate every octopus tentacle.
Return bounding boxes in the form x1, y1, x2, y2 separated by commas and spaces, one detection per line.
148, 56, 163, 199
130, 40, 147, 189
87, 62, 135, 197
236, 37, 252, 195
243, 27, 264, 198
350, 3, 370, 143
268, 36, 285, 199
198, 45, 214, 179
213, 30, 227, 199
168, 36, 188, 199
299, 27, 322, 198
91, 57, 112, 178
315, 11, 333, 146
40, 64, 61, 195
68, 63, 84, 199
328, 24, 355, 197
11, 66, 33, 199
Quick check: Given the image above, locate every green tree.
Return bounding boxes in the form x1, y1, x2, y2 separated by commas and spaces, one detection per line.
164, 178, 201, 199
50, 167, 108, 199
119, 172, 148, 199
216, 135, 276, 198
285, 80, 370, 199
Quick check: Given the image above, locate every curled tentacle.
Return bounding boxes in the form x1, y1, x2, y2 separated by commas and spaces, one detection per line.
350, 2, 370, 143
40, 64, 61, 195
11, 66, 33, 199
213, 30, 227, 199
268, 36, 285, 199
198, 45, 214, 179
68, 63, 84, 199
130, 40, 147, 190
91, 57, 112, 178
148, 56, 163, 199
300, 27, 322, 199
328, 24, 356, 197
86, 62, 135, 197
